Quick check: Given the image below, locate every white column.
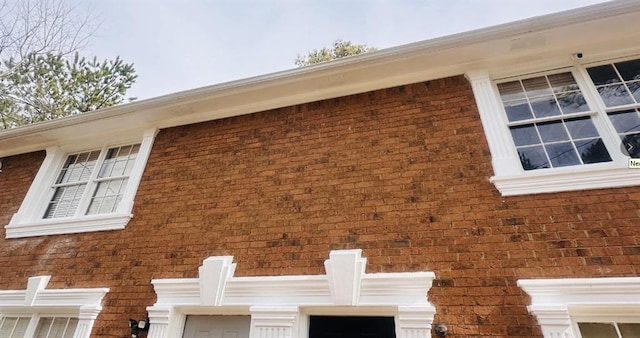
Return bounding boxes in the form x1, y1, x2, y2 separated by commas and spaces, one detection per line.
529, 305, 574, 338
147, 306, 185, 338
249, 306, 299, 338
75, 306, 103, 338
396, 306, 436, 338
465, 70, 521, 177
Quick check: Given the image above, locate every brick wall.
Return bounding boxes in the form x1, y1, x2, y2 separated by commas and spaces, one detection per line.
0, 75, 638, 337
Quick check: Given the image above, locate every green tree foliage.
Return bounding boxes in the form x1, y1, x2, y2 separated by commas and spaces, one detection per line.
0, 52, 136, 129
295, 39, 377, 67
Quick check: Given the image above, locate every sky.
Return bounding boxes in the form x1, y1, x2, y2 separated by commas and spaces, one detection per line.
79, 0, 611, 100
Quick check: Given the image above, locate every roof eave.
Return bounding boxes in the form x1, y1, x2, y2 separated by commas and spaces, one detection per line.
1, 0, 639, 157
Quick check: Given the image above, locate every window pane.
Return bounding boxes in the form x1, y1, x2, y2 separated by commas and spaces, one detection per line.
557, 91, 589, 114
537, 121, 569, 142
522, 76, 552, 97
622, 133, 640, 158
504, 99, 533, 122
616, 59, 640, 81
548, 72, 580, 92
510, 125, 540, 146
63, 319, 78, 338
518, 146, 549, 170
565, 117, 600, 139
619, 323, 640, 338
98, 144, 140, 178
498, 81, 526, 101
530, 95, 561, 118
44, 184, 87, 218
628, 81, 640, 103
35, 317, 78, 338
35, 317, 54, 338
588, 65, 621, 86
608, 110, 640, 134
0, 317, 29, 338
86, 178, 128, 215
598, 84, 634, 107
545, 142, 581, 167
579, 322, 619, 338
56, 151, 99, 184
575, 138, 612, 164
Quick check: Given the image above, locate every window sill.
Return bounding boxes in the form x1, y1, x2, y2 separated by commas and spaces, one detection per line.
491, 164, 640, 196
5, 213, 132, 239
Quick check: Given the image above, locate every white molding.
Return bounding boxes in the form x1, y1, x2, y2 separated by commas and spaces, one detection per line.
324, 249, 366, 306
0, 275, 109, 338
199, 256, 236, 306
518, 277, 640, 338
148, 249, 436, 338
4, 129, 157, 239
5, 213, 132, 238
491, 165, 640, 196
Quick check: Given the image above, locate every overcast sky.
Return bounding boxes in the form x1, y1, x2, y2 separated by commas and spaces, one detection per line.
81, 0, 610, 100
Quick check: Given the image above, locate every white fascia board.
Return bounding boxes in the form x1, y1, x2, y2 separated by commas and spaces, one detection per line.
1, 0, 640, 158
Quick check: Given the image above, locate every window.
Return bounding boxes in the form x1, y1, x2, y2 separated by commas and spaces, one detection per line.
0, 317, 29, 337
497, 72, 612, 170
518, 277, 640, 338
5, 129, 156, 238
44, 144, 140, 219
586, 59, 640, 158
0, 317, 79, 338
0, 276, 108, 338
578, 322, 640, 338
466, 57, 640, 195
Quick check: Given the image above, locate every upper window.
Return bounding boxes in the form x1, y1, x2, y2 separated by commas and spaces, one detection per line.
44, 144, 140, 219
5, 129, 156, 238
466, 56, 640, 195
497, 59, 640, 172
498, 72, 612, 170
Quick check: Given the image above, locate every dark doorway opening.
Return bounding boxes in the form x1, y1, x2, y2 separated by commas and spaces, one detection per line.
308, 316, 396, 338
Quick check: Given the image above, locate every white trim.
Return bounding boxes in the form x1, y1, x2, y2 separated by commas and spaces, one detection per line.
0, 275, 109, 338
148, 249, 436, 338
4, 129, 157, 238
518, 277, 640, 338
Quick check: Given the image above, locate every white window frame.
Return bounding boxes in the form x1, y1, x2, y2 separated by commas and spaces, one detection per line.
466, 56, 640, 196
147, 249, 436, 338
4, 128, 157, 238
518, 277, 640, 338
0, 275, 109, 338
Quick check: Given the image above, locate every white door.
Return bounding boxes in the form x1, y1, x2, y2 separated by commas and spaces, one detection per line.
182, 315, 251, 338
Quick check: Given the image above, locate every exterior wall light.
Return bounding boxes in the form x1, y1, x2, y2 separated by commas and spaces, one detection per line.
435, 323, 448, 337
129, 318, 149, 338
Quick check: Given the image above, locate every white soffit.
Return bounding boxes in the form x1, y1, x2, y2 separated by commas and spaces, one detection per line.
1, 0, 640, 157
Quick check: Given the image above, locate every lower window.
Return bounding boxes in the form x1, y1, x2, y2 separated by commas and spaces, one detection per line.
308, 316, 396, 338
578, 322, 640, 338
0, 316, 78, 338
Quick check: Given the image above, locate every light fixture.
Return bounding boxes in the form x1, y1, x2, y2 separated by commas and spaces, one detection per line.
129, 318, 149, 338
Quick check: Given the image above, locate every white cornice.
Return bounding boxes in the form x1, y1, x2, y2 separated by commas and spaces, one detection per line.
1, 0, 640, 157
